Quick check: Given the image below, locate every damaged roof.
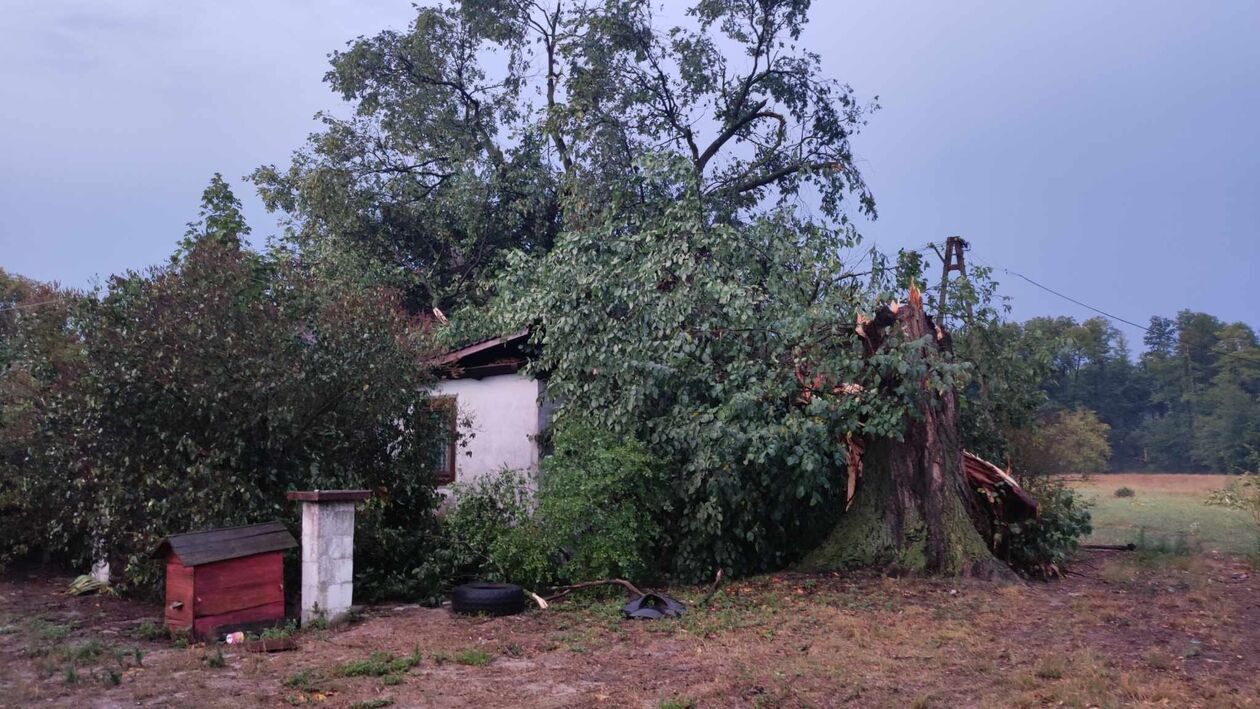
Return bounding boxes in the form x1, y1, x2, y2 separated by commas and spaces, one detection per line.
433, 328, 532, 380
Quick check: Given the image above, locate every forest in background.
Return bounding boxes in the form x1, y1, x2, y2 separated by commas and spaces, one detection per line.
968, 311, 1260, 475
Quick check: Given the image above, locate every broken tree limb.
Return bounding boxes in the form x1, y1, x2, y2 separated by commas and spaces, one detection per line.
1080, 543, 1136, 551
543, 579, 645, 602
699, 568, 724, 607
526, 590, 550, 610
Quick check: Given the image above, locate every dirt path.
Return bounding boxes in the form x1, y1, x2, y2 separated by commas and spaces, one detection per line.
2, 551, 1257, 708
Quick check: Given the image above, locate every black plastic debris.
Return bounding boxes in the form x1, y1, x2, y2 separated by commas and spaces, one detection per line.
621, 592, 686, 620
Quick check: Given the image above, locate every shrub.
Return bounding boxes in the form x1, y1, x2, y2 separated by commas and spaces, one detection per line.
997, 478, 1093, 578
1, 180, 446, 598
1009, 408, 1112, 476
1, 270, 88, 570
537, 423, 669, 583
1204, 475, 1259, 516
422, 423, 669, 591
425, 469, 556, 591
1204, 476, 1260, 549
1114, 486, 1135, 498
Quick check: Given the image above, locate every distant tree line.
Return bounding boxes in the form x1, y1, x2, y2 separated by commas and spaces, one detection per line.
959, 310, 1259, 474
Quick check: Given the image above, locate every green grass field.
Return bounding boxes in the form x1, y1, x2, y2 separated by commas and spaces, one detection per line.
1071, 474, 1259, 555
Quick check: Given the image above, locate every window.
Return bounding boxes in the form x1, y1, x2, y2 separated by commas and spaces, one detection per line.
431, 396, 457, 485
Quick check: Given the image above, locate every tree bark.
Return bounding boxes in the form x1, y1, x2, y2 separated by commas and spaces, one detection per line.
799, 294, 1013, 578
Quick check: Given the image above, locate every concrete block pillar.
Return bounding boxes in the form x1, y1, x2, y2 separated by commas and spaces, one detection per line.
286, 489, 373, 625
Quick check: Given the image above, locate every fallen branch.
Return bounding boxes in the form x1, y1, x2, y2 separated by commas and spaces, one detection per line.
526, 590, 550, 610
1064, 569, 1108, 583
699, 568, 724, 607
543, 578, 645, 602
1080, 543, 1136, 551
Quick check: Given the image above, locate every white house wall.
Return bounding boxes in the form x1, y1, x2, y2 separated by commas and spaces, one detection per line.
432, 373, 542, 487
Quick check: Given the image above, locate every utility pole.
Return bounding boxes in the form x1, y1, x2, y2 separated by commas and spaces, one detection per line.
931, 235, 986, 400
930, 235, 971, 322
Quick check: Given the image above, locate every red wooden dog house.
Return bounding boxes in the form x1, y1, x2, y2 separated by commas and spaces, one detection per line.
154, 521, 297, 639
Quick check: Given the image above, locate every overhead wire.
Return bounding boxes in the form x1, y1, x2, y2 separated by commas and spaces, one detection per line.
961, 251, 1260, 366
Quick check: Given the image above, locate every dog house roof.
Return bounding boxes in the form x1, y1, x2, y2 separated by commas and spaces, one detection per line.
152, 521, 297, 567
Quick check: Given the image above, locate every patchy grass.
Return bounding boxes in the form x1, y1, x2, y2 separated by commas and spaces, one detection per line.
258, 619, 298, 641
8, 615, 147, 691
1072, 473, 1258, 554
453, 648, 493, 666
203, 647, 226, 668
131, 619, 168, 641
282, 669, 319, 689
337, 649, 422, 677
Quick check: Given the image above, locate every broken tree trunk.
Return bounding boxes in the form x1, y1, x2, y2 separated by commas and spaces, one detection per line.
799, 289, 1014, 578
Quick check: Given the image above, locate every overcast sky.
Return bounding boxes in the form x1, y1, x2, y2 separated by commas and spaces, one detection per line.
2, 1, 1257, 339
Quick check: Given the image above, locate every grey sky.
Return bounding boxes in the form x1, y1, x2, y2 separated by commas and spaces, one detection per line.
1, 1, 1257, 338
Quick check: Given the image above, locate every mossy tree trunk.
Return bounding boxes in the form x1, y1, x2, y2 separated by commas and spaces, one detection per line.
800, 296, 1012, 578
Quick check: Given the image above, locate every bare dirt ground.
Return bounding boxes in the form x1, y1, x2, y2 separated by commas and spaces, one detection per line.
2, 549, 1258, 708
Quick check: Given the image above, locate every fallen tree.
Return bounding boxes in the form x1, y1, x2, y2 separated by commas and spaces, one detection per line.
800, 288, 1024, 578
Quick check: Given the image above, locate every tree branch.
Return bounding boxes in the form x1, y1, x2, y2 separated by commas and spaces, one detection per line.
715, 160, 835, 197
698, 102, 782, 171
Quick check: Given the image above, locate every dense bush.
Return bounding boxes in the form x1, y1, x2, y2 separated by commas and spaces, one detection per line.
424, 424, 669, 592
1009, 408, 1112, 476
995, 478, 1093, 578
537, 423, 669, 583
1114, 486, 1136, 498
0, 270, 88, 568
0, 180, 446, 597
430, 469, 554, 592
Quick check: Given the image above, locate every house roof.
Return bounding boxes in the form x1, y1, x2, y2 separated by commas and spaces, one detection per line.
434, 328, 532, 380
152, 521, 297, 567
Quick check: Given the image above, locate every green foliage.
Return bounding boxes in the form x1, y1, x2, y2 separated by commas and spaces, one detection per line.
996, 479, 1092, 578
131, 620, 167, 641
252, 0, 875, 314
337, 650, 422, 677
258, 620, 298, 641
1204, 476, 1260, 535
204, 647, 226, 669
431, 469, 555, 590
0, 178, 445, 598
1, 270, 89, 568
479, 162, 956, 581
970, 309, 1260, 474
178, 172, 250, 254
1010, 408, 1112, 476
1114, 486, 1135, 498
538, 424, 669, 582
953, 308, 1260, 476
426, 424, 670, 588
283, 670, 317, 689
453, 648, 492, 666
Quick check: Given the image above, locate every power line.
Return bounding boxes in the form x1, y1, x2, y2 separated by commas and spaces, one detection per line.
968, 255, 1260, 367
1001, 269, 1151, 333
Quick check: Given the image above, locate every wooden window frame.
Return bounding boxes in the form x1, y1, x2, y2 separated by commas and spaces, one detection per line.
431, 396, 458, 485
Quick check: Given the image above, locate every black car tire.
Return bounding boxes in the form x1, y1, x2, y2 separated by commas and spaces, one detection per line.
451, 582, 526, 616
